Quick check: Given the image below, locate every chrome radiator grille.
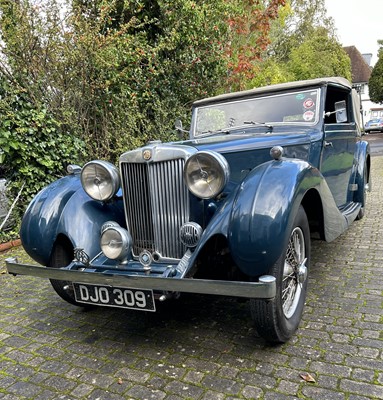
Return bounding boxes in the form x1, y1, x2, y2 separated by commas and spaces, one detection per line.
121, 159, 189, 260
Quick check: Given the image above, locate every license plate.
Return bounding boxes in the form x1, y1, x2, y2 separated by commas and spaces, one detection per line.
73, 283, 156, 311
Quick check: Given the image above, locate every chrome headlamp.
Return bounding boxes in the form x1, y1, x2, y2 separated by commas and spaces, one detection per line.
184, 151, 229, 199
81, 160, 120, 201
100, 223, 132, 261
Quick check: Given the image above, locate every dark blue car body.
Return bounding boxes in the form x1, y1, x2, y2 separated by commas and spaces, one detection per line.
8, 77, 370, 343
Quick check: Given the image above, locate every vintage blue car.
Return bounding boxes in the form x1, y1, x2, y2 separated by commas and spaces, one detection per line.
7, 77, 370, 343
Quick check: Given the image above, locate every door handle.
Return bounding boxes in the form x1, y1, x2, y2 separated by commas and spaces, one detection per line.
324, 141, 333, 148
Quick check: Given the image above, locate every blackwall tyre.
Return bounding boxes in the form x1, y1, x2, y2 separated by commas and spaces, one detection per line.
48, 242, 83, 306
250, 206, 310, 343
356, 163, 368, 220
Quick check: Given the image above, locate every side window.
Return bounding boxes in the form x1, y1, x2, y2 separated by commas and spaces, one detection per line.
324, 87, 349, 124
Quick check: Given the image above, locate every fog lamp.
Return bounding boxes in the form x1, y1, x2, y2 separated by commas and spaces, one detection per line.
100, 226, 132, 261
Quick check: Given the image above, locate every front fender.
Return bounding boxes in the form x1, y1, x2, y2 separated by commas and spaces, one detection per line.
21, 174, 125, 266
185, 159, 326, 278
21, 175, 82, 265
228, 159, 321, 277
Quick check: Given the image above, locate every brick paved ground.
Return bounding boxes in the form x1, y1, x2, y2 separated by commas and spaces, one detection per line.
0, 157, 382, 400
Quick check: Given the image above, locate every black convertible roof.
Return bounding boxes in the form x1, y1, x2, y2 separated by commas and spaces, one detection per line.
193, 77, 352, 107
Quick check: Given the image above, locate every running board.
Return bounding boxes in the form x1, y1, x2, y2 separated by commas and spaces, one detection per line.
341, 202, 361, 225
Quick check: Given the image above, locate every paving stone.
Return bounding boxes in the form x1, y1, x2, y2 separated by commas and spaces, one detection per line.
34, 389, 58, 399
163, 395, 183, 400
315, 374, 339, 391
200, 391, 226, 400
310, 361, 351, 377
7, 381, 42, 398
340, 379, 383, 399
352, 368, 375, 382
239, 371, 277, 389
69, 383, 94, 398
39, 360, 72, 375
125, 384, 167, 400
79, 371, 116, 389
116, 367, 151, 383
301, 385, 345, 399
42, 375, 77, 392
201, 375, 242, 395
87, 388, 125, 400
183, 370, 204, 384
276, 379, 300, 395
241, 385, 264, 399
163, 380, 204, 398
0, 376, 17, 389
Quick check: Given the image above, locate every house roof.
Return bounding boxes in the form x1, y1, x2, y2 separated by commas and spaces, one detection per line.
343, 46, 372, 84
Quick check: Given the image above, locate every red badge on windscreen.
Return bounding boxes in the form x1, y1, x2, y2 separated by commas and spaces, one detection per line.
303, 111, 315, 121
303, 98, 314, 109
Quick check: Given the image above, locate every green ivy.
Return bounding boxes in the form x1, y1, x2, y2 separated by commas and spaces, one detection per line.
0, 80, 85, 239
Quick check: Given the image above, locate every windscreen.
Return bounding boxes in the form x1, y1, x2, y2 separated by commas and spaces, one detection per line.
194, 89, 320, 137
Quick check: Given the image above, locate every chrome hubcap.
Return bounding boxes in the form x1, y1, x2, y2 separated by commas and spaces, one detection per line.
282, 227, 306, 319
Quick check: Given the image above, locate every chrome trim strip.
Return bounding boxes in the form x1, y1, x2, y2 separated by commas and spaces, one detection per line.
6, 259, 276, 299
119, 144, 197, 164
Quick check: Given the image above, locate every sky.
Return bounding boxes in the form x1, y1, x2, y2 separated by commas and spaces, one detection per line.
324, 0, 382, 66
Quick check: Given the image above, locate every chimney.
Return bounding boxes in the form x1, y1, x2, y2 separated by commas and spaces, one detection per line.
362, 53, 372, 66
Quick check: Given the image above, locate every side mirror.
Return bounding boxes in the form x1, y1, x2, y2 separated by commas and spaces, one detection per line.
324, 100, 347, 123
175, 119, 189, 140
175, 119, 189, 134
175, 119, 183, 131
335, 100, 347, 123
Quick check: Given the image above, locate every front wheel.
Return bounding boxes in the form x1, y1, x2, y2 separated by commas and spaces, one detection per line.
48, 242, 83, 306
250, 206, 310, 343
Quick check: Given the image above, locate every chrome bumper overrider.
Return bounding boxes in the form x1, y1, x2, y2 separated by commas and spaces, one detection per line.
6, 258, 276, 299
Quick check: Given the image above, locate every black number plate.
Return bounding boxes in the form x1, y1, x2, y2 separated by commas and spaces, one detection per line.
73, 283, 156, 312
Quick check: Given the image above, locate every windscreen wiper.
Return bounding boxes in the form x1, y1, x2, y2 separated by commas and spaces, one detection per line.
200, 128, 231, 135
243, 121, 273, 130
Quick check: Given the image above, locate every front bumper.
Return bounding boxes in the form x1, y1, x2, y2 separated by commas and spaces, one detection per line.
6, 258, 276, 300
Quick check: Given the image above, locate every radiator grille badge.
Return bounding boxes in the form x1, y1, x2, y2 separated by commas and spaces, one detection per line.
139, 250, 152, 269
142, 149, 152, 160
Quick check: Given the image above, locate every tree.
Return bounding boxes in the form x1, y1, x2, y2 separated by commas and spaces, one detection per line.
251, 0, 351, 86
225, 0, 287, 90
269, 0, 336, 63
369, 40, 383, 104
65, 0, 236, 159
287, 28, 351, 81
0, 0, 234, 163
0, 0, 289, 165
0, 0, 85, 229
